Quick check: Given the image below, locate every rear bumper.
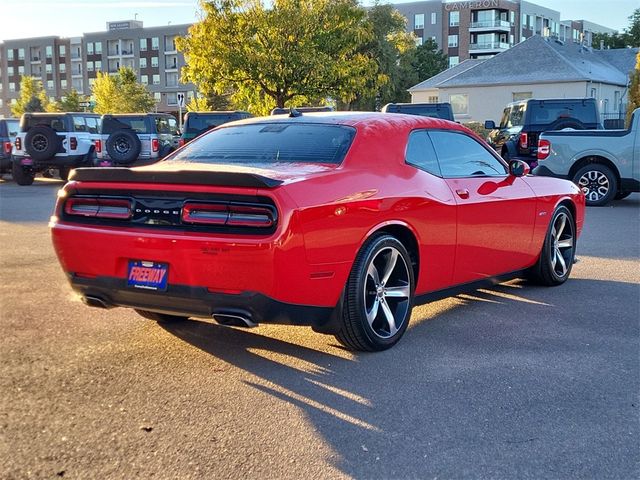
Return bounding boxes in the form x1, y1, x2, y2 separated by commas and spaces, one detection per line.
13, 153, 88, 168
67, 273, 337, 330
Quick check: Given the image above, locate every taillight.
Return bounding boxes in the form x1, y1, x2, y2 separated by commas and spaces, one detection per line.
70, 137, 77, 150
64, 197, 132, 219
95, 139, 102, 153
152, 138, 159, 152
178, 138, 185, 147
3, 141, 11, 154
15, 137, 21, 150
519, 132, 528, 149
537, 139, 551, 160
181, 202, 275, 228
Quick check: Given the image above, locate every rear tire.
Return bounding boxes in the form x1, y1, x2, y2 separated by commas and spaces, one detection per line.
572, 163, 617, 206
24, 125, 61, 161
11, 162, 35, 186
135, 309, 188, 323
106, 129, 141, 164
528, 205, 575, 286
335, 234, 414, 351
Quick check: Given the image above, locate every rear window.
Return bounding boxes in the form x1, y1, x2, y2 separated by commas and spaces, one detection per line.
528, 102, 597, 125
500, 104, 526, 128
168, 123, 356, 165
383, 104, 453, 120
6, 120, 19, 137
101, 116, 149, 134
185, 114, 248, 135
23, 116, 67, 132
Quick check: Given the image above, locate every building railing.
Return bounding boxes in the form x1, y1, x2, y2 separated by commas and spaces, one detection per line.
470, 19, 511, 29
469, 41, 510, 50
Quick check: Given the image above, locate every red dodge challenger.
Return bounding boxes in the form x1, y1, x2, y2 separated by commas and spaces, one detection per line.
51, 112, 585, 351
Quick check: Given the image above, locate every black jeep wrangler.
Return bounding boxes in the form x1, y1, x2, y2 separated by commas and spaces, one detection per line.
485, 98, 601, 167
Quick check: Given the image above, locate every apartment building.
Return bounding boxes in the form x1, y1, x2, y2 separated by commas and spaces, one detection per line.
393, 0, 617, 67
0, 20, 195, 118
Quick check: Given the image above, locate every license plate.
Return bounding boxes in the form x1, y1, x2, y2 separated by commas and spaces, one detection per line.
21, 157, 34, 166
127, 260, 168, 291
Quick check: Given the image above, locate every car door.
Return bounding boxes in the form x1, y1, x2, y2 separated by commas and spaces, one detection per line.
428, 130, 538, 285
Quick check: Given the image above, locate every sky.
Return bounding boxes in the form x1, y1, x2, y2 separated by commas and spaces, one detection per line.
0, 0, 637, 42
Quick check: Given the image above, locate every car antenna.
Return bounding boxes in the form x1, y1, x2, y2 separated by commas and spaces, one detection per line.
289, 108, 302, 118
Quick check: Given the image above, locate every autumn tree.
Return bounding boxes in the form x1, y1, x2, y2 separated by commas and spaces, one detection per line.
92, 67, 155, 114
177, 0, 377, 113
11, 76, 50, 116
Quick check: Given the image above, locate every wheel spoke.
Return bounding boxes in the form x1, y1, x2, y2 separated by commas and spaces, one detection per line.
380, 300, 398, 336
558, 237, 573, 249
384, 284, 410, 298
551, 247, 557, 269
366, 298, 379, 327
367, 262, 380, 286
380, 249, 398, 285
555, 248, 567, 276
555, 214, 566, 240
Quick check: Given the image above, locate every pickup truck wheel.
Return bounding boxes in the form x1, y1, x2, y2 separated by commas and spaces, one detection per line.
335, 234, 414, 351
528, 205, 575, 286
572, 164, 617, 206
11, 162, 35, 186
134, 309, 188, 323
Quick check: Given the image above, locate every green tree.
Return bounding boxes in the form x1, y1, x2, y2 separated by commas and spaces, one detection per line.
11, 76, 50, 116
411, 39, 448, 84
627, 8, 640, 46
177, 0, 377, 111
186, 96, 212, 112
593, 8, 639, 48
626, 51, 640, 127
92, 67, 155, 114
48, 89, 87, 112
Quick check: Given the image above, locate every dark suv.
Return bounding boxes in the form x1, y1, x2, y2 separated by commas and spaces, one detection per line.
180, 111, 252, 146
0, 118, 19, 174
382, 102, 455, 121
485, 98, 601, 166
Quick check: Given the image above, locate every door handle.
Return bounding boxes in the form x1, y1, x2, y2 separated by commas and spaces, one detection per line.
455, 189, 470, 199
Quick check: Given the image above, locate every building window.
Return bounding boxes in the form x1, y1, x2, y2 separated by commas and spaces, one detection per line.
414, 14, 424, 29
140, 38, 147, 51
18, 48, 25, 60
95, 60, 102, 71
8, 49, 14, 60
512, 92, 532, 101
61, 79, 67, 89
166, 92, 178, 105
87, 43, 94, 55
87, 61, 94, 72
47, 80, 54, 90
152, 74, 160, 85
9, 82, 16, 92
141, 74, 148, 84
522, 13, 527, 28
154, 92, 161, 102
88, 78, 96, 87
448, 56, 459, 68
46, 64, 52, 73
166, 72, 179, 86
449, 11, 459, 27
428, 95, 438, 103
165, 36, 176, 51
614, 91, 620, 111
448, 35, 458, 47
152, 37, 159, 50
510, 34, 514, 45
46, 46, 53, 58
140, 57, 147, 68
510, 11, 515, 24
590, 88, 597, 98
59, 45, 66, 56
59, 63, 66, 73
431, 12, 437, 25
415, 36, 423, 46
95, 42, 102, 54
449, 93, 468, 115
602, 99, 608, 114
151, 57, 158, 68
8, 66, 14, 75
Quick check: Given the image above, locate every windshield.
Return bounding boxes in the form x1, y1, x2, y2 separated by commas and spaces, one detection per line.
500, 104, 526, 129
167, 123, 356, 165
184, 114, 247, 135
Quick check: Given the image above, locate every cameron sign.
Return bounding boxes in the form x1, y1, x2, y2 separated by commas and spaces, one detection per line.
445, 0, 500, 10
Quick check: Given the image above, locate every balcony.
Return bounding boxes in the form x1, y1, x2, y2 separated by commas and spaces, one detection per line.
469, 41, 510, 54
469, 19, 511, 32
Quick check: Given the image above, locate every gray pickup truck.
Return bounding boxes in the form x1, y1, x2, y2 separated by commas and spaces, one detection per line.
534, 108, 639, 206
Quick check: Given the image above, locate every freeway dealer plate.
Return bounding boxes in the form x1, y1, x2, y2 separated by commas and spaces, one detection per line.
127, 260, 168, 291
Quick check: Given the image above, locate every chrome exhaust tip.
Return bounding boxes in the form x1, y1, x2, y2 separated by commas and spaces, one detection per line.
83, 295, 111, 309
212, 312, 258, 328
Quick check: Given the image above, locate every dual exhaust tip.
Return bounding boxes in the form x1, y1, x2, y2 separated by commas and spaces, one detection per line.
82, 295, 257, 328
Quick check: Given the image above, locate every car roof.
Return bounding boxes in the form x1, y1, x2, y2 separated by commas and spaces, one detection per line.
506, 98, 595, 107
23, 112, 99, 117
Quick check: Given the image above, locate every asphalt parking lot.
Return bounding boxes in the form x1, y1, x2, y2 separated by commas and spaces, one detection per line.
0, 177, 638, 479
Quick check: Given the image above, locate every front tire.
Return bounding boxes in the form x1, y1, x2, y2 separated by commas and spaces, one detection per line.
134, 309, 188, 323
573, 163, 617, 206
529, 205, 576, 286
11, 162, 35, 186
335, 234, 415, 351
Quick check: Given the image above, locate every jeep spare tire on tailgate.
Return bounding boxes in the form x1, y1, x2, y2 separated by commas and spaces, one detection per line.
24, 125, 61, 161
106, 129, 141, 164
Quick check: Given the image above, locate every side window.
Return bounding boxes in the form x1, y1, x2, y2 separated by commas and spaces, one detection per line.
85, 117, 98, 134
72, 116, 86, 132
167, 117, 178, 135
428, 131, 507, 177
155, 117, 169, 134
405, 130, 442, 177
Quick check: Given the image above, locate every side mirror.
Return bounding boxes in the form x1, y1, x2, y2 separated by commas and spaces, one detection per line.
484, 120, 496, 130
509, 160, 530, 177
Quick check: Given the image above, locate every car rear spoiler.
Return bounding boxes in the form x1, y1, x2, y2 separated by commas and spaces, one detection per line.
69, 167, 284, 188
